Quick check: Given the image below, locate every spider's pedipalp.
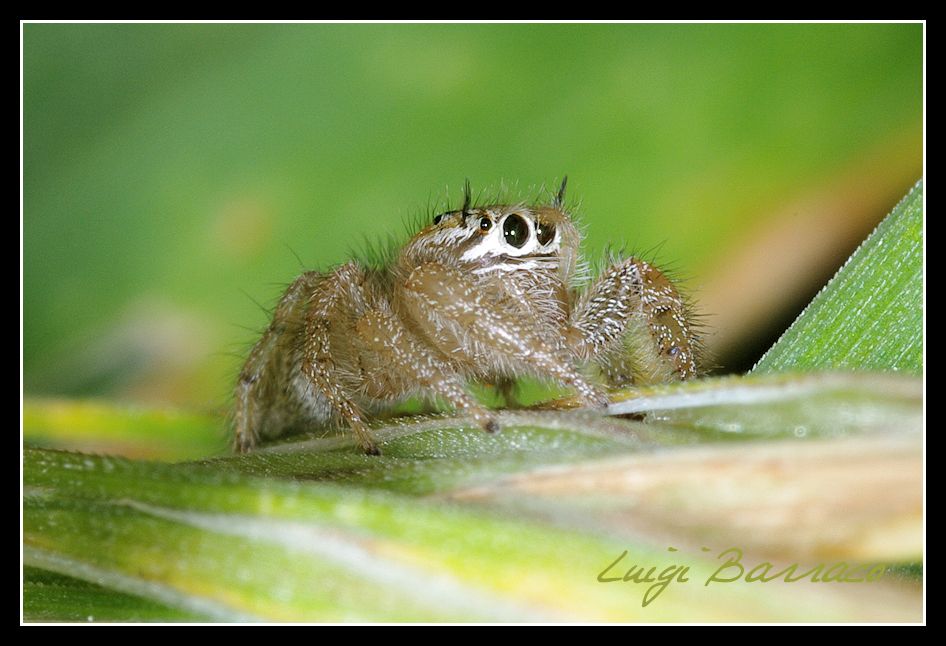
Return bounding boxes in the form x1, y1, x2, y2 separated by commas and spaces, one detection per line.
568, 255, 701, 385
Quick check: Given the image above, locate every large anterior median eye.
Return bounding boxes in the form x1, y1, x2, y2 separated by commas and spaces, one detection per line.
535, 220, 556, 246
502, 214, 530, 248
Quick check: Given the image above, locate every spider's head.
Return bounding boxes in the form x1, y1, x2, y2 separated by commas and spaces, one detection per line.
406, 179, 580, 280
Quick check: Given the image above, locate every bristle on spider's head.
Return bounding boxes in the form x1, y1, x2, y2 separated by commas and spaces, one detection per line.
553, 175, 568, 210
461, 178, 472, 224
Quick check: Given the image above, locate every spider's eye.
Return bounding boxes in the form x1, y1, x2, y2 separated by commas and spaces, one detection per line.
479, 217, 492, 231
502, 214, 529, 248
433, 213, 444, 225
535, 221, 556, 246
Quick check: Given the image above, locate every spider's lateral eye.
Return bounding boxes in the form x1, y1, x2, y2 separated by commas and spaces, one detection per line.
479, 217, 492, 231
433, 213, 444, 225
536, 220, 556, 246
502, 214, 529, 249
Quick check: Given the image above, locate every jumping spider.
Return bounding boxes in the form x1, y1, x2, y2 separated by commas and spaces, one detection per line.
233, 179, 701, 455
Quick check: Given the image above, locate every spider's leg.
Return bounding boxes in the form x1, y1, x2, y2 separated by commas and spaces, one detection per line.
568, 256, 701, 385
400, 262, 610, 410
352, 306, 498, 433
300, 263, 383, 455
233, 271, 322, 453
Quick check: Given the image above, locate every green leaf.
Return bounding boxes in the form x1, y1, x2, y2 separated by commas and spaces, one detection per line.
23, 372, 922, 622
23, 567, 205, 623
753, 181, 923, 374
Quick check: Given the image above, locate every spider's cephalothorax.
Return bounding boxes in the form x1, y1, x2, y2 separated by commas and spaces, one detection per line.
233, 179, 701, 454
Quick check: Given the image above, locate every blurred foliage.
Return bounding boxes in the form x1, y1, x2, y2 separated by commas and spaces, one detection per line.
22, 398, 226, 461
23, 23, 922, 406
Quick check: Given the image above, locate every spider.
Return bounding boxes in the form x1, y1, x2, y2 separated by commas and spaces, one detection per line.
233, 179, 701, 454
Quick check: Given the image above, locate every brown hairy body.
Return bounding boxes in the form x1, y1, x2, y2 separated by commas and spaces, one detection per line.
234, 179, 701, 454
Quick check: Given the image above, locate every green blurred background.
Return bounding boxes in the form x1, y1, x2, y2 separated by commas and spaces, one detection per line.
23, 23, 922, 413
